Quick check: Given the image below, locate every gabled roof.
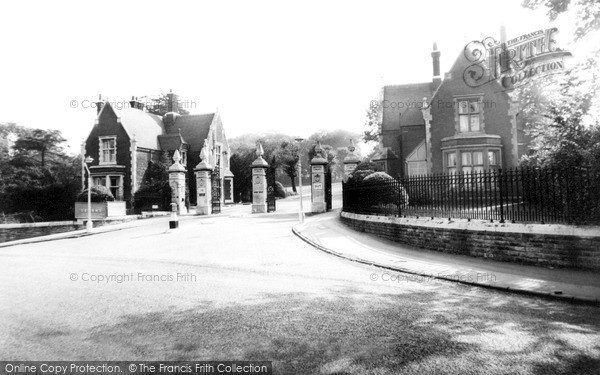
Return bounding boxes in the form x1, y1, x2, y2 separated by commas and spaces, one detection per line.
382, 83, 433, 128
429, 49, 511, 104
112, 105, 164, 149
158, 133, 188, 151
372, 147, 399, 161
94, 101, 218, 152
169, 113, 215, 152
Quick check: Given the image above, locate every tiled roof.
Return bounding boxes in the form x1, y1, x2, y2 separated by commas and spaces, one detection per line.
382, 83, 432, 128
169, 113, 214, 152
372, 147, 399, 161
98, 102, 216, 152
114, 106, 164, 149
158, 133, 188, 151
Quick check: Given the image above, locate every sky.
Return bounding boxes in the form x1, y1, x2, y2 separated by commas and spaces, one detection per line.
0, 0, 556, 154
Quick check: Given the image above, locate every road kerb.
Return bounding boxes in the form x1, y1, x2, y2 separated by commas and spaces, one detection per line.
291, 225, 600, 307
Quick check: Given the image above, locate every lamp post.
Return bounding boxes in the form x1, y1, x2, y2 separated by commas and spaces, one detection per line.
295, 137, 305, 223
83, 156, 94, 232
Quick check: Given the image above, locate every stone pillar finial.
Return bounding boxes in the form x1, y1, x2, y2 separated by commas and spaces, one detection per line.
348, 138, 355, 153
172, 149, 181, 164
200, 143, 209, 162
256, 142, 264, 158
315, 141, 324, 157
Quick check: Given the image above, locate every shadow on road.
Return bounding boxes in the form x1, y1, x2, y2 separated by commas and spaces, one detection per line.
85, 285, 600, 375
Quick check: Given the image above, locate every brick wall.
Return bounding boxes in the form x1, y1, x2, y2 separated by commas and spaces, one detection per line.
135, 148, 162, 192
340, 212, 600, 271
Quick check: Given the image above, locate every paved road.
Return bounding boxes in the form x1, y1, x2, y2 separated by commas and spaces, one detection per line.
1, 197, 599, 374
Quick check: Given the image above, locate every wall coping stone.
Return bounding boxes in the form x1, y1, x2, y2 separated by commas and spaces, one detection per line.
0, 221, 77, 229
341, 211, 600, 238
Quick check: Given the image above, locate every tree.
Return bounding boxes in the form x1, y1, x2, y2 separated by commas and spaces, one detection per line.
139, 92, 190, 116
522, 0, 600, 40
229, 145, 256, 203
307, 129, 361, 181
362, 100, 381, 143
273, 141, 300, 193
12, 129, 66, 168
1, 125, 80, 221
514, 0, 600, 170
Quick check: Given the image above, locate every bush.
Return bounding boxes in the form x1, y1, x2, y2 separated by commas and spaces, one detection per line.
133, 181, 171, 212
348, 169, 375, 184
76, 185, 115, 202
363, 171, 392, 183
355, 161, 381, 172
362, 171, 409, 207
274, 181, 286, 199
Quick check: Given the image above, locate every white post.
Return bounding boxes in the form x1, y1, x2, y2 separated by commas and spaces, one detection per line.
83, 156, 94, 232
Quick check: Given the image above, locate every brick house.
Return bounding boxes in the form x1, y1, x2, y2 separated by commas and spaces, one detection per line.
81, 92, 234, 209
377, 43, 529, 177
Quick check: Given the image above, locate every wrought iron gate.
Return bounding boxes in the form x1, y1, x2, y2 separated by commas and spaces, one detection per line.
211, 159, 221, 214
325, 164, 332, 211
267, 166, 276, 212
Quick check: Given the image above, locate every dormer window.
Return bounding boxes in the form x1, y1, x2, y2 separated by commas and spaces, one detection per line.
99, 136, 117, 164
457, 99, 481, 133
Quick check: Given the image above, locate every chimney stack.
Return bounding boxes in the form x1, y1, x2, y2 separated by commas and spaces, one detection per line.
129, 96, 145, 110
166, 89, 179, 113
431, 43, 441, 85
96, 94, 104, 114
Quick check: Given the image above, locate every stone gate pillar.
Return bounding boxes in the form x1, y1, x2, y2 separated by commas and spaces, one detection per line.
251, 142, 269, 214
343, 138, 360, 182
194, 144, 213, 215
169, 150, 187, 215
310, 142, 328, 213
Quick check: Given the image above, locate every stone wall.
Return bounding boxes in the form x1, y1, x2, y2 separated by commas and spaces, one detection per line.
0, 222, 82, 244
341, 212, 600, 271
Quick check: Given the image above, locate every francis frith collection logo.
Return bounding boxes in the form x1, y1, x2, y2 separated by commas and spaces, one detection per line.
463, 27, 572, 90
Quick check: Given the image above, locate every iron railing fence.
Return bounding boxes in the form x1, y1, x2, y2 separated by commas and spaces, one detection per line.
342, 168, 600, 225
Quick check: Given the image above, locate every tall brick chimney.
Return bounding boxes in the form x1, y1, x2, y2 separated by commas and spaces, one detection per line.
431, 43, 441, 85
166, 89, 179, 113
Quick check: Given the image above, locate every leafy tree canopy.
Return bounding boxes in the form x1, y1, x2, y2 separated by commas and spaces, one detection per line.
138, 92, 191, 116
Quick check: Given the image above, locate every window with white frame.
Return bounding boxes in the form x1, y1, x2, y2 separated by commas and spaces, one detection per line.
91, 175, 123, 200
457, 99, 481, 132
461, 151, 484, 174
446, 148, 501, 175
447, 152, 457, 174
99, 137, 117, 164
108, 176, 121, 200
488, 150, 500, 170
93, 177, 106, 186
